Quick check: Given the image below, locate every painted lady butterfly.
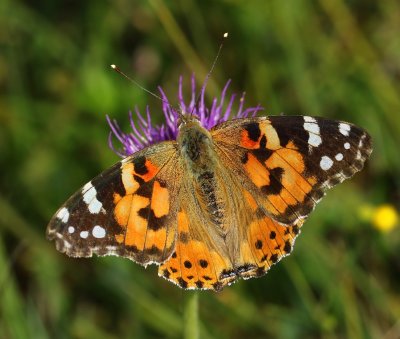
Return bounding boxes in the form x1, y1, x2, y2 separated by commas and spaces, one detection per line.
47, 114, 372, 291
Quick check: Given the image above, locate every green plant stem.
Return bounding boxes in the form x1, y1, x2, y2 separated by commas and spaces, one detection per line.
183, 292, 199, 339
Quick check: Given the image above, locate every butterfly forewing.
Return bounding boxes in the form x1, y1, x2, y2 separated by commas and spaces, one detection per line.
47, 142, 181, 265
212, 116, 372, 225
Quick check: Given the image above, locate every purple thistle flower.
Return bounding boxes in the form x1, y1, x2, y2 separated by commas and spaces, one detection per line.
107, 75, 263, 158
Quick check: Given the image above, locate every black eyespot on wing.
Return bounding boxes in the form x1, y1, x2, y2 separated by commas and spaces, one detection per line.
133, 156, 148, 175
245, 123, 261, 142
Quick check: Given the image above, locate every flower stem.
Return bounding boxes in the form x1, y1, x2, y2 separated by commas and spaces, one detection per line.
183, 291, 199, 339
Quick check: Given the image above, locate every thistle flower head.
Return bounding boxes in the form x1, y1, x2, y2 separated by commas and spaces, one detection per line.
107, 75, 262, 157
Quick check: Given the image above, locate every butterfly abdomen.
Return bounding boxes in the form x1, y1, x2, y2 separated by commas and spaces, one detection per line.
178, 120, 226, 226
197, 171, 224, 225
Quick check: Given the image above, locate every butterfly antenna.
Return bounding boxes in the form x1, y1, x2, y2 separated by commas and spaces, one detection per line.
110, 64, 183, 119
190, 32, 229, 116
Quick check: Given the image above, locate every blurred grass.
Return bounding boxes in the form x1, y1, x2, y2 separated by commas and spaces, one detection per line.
1, 0, 400, 338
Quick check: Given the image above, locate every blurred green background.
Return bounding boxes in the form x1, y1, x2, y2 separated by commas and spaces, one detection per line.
1, 0, 400, 338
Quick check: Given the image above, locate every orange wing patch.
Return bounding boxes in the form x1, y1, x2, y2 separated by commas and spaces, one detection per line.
240, 129, 259, 149
140, 159, 159, 182
124, 194, 150, 249
243, 153, 271, 188
151, 180, 170, 217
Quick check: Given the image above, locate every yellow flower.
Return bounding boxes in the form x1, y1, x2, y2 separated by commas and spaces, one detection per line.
372, 204, 399, 232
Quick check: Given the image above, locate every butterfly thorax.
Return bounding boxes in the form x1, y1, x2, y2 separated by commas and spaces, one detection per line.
178, 119, 225, 226
178, 119, 216, 171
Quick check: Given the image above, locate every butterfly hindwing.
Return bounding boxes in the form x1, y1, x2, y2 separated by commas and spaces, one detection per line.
46, 142, 181, 265
212, 116, 372, 225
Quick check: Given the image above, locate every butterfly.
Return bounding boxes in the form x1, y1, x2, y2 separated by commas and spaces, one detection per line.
47, 114, 372, 291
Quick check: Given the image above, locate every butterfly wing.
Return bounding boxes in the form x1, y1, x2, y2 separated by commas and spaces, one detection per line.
161, 115, 372, 290
211, 115, 372, 225
47, 142, 182, 266
207, 116, 372, 282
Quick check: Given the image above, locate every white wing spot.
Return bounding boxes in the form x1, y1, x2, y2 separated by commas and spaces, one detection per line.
335, 153, 344, 161
304, 116, 317, 123
320, 156, 333, 171
92, 225, 106, 238
82, 182, 96, 202
304, 122, 319, 134
339, 123, 351, 136
308, 133, 322, 147
82, 181, 103, 214
82, 181, 94, 194
80, 231, 89, 239
303, 117, 322, 147
344, 142, 351, 149
88, 199, 103, 214
56, 207, 69, 223
68, 226, 75, 234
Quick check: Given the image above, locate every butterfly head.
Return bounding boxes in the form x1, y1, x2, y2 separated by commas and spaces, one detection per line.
176, 108, 200, 127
